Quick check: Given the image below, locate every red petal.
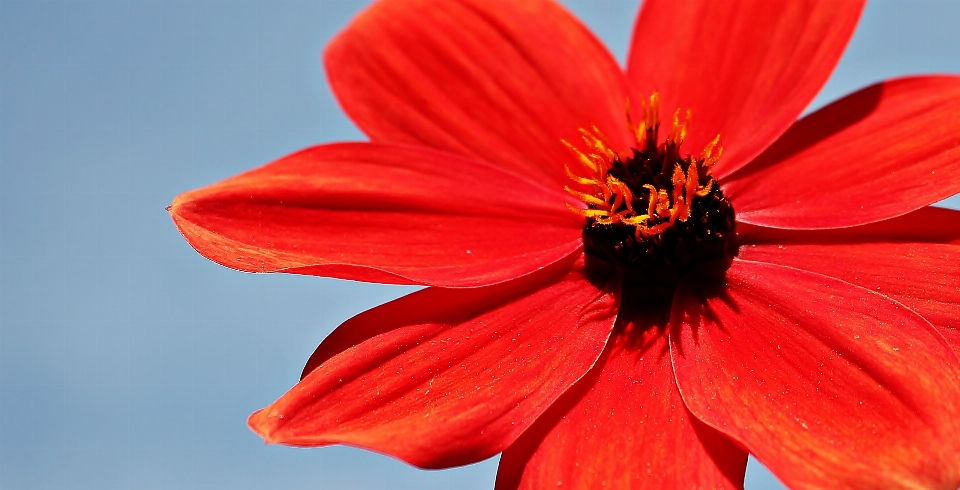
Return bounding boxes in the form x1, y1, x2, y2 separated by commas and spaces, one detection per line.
169, 143, 582, 287
672, 260, 960, 489
740, 212, 960, 351
726, 76, 960, 229
248, 256, 619, 469
744, 242, 960, 353
326, 0, 633, 186
627, 0, 863, 178
496, 319, 746, 490
737, 206, 960, 246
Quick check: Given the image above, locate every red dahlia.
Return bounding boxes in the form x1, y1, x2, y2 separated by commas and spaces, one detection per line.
169, 0, 960, 488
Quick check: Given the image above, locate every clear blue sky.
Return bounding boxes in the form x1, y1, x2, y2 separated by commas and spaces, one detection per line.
1, 1, 958, 489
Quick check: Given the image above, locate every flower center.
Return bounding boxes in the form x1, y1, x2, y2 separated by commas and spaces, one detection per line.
565, 94, 737, 287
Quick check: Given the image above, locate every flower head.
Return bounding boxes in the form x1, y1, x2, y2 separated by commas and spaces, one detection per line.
169, 0, 960, 488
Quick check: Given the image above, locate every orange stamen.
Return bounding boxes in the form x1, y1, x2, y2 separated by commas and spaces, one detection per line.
563, 92, 723, 240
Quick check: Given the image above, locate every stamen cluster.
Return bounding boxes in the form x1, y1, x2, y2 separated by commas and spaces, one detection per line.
566, 94, 737, 286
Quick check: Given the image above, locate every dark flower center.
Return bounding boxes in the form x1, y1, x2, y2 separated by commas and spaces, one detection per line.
566, 94, 737, 288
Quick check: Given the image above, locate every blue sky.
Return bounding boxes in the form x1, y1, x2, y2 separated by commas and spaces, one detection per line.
1, 1, 958, 488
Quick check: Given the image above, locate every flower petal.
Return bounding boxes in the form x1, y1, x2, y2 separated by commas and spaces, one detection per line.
169, 143, 582, 287
746, 242, 960, 353
725, 76, 960, 229
496, 320, 747, 490
737, 206, 960, 246
325, 0, 633, 185
626, 0, 864, 178
672, 260, 960, 489
248, 256, 619, 469
739, 212, 960, 351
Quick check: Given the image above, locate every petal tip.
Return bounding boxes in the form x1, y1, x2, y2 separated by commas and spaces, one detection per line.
167, 191, 199, 226
247, 408, 284, 444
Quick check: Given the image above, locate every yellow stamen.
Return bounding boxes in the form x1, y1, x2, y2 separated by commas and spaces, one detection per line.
627, 92, 661, 145
655, 189, 671, 218
700, 134, 722, 176
643, 184, 658, 217
565, 165, 597, 186
696, 181, 714, 198
564, 186, 606, 206
612, 179, 637, 215
566, 203, 611, 218
562, 139, 598, 172
668, 109, 690, 144
645, 93, 660, 128
563, 93, 724, 240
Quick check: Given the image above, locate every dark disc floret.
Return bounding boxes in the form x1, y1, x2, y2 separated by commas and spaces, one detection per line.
581, 143, 737, 287
566, 96, 738, 288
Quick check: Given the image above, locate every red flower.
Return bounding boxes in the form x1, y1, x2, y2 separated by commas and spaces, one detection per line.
169, 0, 960, 488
